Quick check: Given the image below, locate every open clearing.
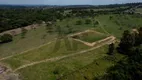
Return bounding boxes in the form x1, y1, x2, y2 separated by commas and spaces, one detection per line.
70, 30, 108, 43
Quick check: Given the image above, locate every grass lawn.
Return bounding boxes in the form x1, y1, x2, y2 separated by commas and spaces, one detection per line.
17, 46, 124, 80
0, 24, 56, 58
1, 38, 91, 69
74, 32, 108, 43
94, 14, 142, 38
60, 53, 124, 80
135, 8, 142, 14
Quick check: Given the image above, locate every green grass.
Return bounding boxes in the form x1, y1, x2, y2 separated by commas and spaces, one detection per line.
56, 17, 95, 33
0, 14, 141, 80
18, 46, 107, 80
60, 53, 124, 80
0, 25, 56, 58
135, 8, 142, 14
2, 39, 91, 69
17, 46, 124, 80
74, 32, 108, 43
1, 14, 141, 58
94, 14, 142, 38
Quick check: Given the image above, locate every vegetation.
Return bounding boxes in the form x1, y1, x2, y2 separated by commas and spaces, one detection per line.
107, 43, 115, 55
96, 27, 142, 80
0, 34, 13, 43
0, 3, 142, 80
21, 28, 28, 38
85, 19, 92, 24
76, 20, 82, 25
73, 32, 108, 43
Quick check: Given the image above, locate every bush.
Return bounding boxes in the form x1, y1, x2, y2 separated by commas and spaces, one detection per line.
0, 34, 13, 43
85, 19, 92, 24
94, 21, 99, 27
75, 20, 82, 25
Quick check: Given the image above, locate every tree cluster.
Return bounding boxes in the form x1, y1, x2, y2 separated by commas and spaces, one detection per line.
0, 8, 64, 33
96, 27, 142, 80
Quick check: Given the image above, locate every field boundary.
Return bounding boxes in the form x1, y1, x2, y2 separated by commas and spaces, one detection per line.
69, 29, 114, 47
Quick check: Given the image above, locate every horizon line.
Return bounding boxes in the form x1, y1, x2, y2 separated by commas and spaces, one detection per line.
0, 2, 141, 6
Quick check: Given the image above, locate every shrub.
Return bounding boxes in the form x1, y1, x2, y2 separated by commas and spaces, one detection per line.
0, 34, 13, 43
53, 69, 59, 75
85, 19, 91, 24
76, 20, 82, 25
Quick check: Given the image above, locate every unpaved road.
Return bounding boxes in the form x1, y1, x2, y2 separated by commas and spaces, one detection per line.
0, 24, 41, 36
14, 36, 115, 72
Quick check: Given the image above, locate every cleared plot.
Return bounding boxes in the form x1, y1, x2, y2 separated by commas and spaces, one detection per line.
71, 30, 108, 43
1, 39, 90, 69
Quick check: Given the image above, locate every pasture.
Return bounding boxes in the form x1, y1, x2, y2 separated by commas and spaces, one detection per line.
0, 13, 142, 80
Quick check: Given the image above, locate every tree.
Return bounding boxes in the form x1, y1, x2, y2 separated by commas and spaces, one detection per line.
85, 19, 91, 24
118, 30, 135, 55
137, 27, 142, 45
0, 34, 13, 43
109, 16, 113, 20
98, 47, 142, 80
75, 20, 82, 25
107, 43, 115, 55
94, 21, 99, 27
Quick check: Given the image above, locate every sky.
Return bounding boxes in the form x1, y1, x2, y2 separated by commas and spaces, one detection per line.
0, 0, 142, 5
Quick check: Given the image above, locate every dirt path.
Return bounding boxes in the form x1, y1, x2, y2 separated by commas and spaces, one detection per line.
0, 24, 43, 36
73, 36, 115, 47
0, 41, 54, 61
99, 23, 110, 35
14, 36, 115, 72
68, 29, 104, 37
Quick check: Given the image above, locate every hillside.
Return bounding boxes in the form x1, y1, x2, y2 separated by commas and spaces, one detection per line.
0, 3, 142, 80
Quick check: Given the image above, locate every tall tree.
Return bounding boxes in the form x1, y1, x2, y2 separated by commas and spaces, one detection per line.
108, 43, 115, 55
118, 30, 135, 55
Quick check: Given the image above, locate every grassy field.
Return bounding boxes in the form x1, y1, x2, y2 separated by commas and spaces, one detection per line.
17, 46, 108, 80
94, 14, 142, 38
74, 32, 108, 43
1, 14, 141, 58
0, 14, 141, 80
60, 54, 124, 80
1, 39, 91, 69
135, 8, 142, 14
17, 46, 124, 80
0, 24, 57, 58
